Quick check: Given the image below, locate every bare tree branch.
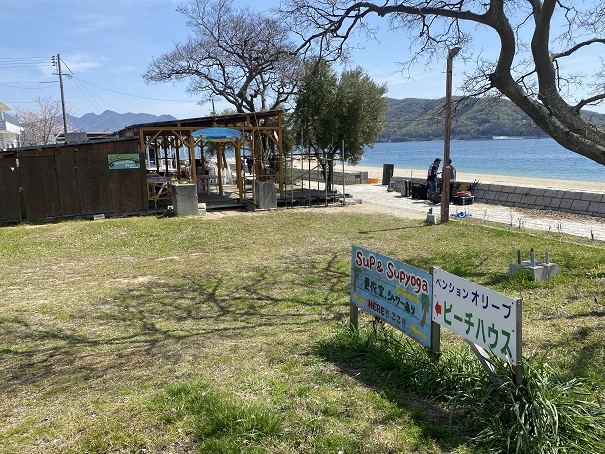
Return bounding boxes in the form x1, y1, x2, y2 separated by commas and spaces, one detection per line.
282, 0, 605, 166
144, 0, 303, 113
15, 96, 71, 146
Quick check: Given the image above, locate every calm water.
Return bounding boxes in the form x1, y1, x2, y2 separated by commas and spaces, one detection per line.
361, 138, 605, 183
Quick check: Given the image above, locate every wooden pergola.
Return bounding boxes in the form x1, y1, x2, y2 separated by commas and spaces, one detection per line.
119, 110, 284, 205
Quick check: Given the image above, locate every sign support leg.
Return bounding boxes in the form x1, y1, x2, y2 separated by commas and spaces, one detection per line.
427, 320, 441, 362
350, 303, 359, 331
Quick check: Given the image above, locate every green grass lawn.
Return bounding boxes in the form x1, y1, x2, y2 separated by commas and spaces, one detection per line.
1, 207, 604, 453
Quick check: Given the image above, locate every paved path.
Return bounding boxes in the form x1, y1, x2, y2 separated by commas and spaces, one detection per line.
346, 183, 605, 241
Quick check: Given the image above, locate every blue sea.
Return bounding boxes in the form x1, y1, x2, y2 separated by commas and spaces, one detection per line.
360, 138, 605, 183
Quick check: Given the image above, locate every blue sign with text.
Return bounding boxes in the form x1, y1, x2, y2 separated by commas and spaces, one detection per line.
350, 246, 433, 347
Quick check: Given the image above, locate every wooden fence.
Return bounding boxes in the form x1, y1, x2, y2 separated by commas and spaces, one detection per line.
0, 138, 147, 222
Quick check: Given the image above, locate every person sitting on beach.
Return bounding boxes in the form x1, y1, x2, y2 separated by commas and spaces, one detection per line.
427, 158, 441, 192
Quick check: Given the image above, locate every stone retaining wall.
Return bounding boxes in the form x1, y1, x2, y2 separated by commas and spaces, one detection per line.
296, 168, 368, 185
397, 176, 605, 219
471, 182, 605, 218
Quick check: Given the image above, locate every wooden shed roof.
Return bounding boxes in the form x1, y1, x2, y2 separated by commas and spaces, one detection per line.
119, 110, 282, 136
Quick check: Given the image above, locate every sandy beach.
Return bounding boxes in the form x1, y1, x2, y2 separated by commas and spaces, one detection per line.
343, 164, 605, 193
227, 157, 604, 193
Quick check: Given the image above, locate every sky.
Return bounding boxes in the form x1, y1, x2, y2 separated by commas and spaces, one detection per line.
1, 0, 602, 120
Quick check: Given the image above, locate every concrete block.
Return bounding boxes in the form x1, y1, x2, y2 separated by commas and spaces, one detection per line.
547, 197, 562, 209
495, 191, 509, 202
390, 176, 406, 192
581, 192, 604, 202
488, 184, 504, 193
254, 180, 277, 210
484, 190, 498, 200
588, 201, 605, 216
508, 262, 560, 282
65, 132, 88, 143
506, 193, 523, 203
535, 196, 555, 209
559, 198, 574, 210
523, 195, 537, 206
528, 187, 546, 197
571, 199, 590, 212
171, 183, 198, 216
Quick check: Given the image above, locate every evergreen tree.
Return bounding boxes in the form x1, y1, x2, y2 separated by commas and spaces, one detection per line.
293, 59, 387, 190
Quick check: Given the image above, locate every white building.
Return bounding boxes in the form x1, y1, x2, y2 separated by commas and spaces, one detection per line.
0, 100, 22, 150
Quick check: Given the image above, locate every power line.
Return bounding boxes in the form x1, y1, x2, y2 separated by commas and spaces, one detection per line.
0, 81, 57, 83
5, 54, 199, 118
0, 81, 58, 90
0, 56, 50, 60
66, 72, 198, 103
59, 60, 130, 128
0, 56, 53, 68
59, 59, 137, 130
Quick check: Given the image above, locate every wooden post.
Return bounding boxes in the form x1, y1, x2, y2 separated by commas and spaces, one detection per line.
428, 266, 441, 361
278, 111, 284, 198
216, 142, 224, 195
441, 47, 461, 223
350, 303, 359, 331
234, 140, 244, 202
188, 133, 197, 187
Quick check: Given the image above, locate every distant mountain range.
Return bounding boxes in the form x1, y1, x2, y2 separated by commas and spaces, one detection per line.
379, 97, 605, 142
70, 99, 605, 142
68, 110, 177, 133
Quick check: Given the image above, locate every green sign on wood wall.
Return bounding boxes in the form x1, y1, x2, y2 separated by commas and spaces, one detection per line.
108, 154, 140, 169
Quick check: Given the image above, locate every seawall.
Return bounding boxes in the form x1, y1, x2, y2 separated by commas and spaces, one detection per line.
471, 182, 605, 218
294, 168, 369, 185
399, 177, 605, 219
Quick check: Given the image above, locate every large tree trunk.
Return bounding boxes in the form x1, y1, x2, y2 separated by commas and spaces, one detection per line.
487, 2, 605, 165
285, 0, 605, 167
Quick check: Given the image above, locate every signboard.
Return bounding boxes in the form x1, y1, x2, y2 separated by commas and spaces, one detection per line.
432, 267, 522, 364
108, 154, 140, 169
350, 246, 433, 348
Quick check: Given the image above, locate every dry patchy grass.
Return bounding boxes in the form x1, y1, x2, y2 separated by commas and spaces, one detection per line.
1, 207, 604, 452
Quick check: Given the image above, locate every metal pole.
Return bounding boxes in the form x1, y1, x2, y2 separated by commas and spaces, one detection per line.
441, 47, 461, 223
342, 140, 345, 205
317, 153, 320, 206
325, 153, 328, 206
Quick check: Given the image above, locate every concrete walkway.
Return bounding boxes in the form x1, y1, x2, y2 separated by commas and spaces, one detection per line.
347, 183, 605, 241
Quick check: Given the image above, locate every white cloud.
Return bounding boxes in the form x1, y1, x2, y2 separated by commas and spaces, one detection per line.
61, 53, 105, 73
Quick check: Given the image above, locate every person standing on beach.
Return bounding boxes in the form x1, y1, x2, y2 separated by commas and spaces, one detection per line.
427, 158, 441, 192
448, 159, 457, 201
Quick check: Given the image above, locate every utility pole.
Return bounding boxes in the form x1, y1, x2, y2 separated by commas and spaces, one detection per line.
55, 53, 68, 134
440, 47, 461, 223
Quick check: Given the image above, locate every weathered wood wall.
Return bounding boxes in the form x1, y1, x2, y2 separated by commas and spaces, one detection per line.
0, 138, 146, 222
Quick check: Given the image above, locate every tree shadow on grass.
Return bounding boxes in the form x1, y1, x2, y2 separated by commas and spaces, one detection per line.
1, 268, 347, 394
358, 225, 428, 234
528, 321, 605, 385
312, 325, 479, 453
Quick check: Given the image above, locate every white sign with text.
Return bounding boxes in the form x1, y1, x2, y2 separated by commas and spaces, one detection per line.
432, 267, 522, 364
